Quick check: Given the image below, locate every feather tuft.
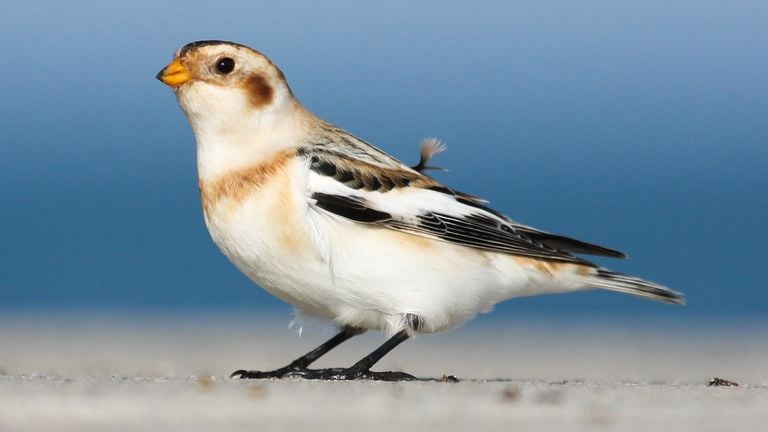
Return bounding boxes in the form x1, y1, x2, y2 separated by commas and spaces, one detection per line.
412, 137, 447, 172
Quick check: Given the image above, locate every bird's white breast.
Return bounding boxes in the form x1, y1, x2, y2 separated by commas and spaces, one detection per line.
200, 155, 337, 315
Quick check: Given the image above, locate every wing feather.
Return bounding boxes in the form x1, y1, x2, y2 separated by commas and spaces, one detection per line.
301, 134, 625, 263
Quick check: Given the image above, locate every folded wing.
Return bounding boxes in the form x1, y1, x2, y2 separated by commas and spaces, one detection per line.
304, 143, 626, 265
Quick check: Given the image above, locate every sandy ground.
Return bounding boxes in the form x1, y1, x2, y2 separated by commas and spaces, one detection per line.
1, 311, 766, 431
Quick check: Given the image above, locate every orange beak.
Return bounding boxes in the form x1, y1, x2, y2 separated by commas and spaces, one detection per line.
156, 58, 192, 87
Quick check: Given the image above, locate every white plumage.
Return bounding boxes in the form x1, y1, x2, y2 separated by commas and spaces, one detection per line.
157, 40, 683, 380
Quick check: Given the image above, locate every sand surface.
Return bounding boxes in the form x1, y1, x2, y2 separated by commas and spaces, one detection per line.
1, 312, 766, 431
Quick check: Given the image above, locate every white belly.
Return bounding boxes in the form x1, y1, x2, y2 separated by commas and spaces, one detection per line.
201, 160, 583, 334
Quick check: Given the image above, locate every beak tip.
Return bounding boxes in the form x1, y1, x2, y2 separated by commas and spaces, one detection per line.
156, 58, 192, 87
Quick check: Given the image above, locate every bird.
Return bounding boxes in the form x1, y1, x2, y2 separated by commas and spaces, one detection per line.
156, 40, 684, 381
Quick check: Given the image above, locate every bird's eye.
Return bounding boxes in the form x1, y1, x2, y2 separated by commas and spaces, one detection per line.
215, 57, 235, 74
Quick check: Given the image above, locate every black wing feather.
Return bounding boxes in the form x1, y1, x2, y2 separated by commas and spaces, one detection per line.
312, 192, 597, 264
312, 193, 390, 223
445, 186, 626, 259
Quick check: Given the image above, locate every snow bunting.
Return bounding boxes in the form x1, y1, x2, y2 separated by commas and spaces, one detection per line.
157, 40, 684, 381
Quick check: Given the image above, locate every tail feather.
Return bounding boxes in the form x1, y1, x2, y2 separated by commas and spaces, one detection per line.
590, 268, 685, 305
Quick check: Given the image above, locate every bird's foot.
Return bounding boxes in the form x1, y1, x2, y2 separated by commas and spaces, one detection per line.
299, 366, 417, 381
230, 365, 306, 379
231, 366, 416, 381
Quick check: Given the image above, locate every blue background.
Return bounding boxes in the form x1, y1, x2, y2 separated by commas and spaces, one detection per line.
1, 1, 766, 323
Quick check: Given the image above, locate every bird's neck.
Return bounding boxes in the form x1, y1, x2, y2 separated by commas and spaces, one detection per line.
192, 100, 308, 181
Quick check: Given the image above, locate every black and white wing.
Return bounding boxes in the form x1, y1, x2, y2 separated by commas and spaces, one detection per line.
301, 136, 626, 265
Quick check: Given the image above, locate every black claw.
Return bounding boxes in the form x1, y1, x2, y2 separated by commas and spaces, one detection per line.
363, 371, 418, 381
230, 369, 248, 379
230, 366, 303, 380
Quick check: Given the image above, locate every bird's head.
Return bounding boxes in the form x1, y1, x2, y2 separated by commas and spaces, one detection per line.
156, 40, 295, 136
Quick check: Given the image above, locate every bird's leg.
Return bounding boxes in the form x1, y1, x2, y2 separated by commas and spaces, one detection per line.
302, 329, 416, 381
231, 325, 364, 379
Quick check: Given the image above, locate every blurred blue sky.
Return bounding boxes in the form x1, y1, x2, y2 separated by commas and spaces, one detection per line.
1, 1, 766, 322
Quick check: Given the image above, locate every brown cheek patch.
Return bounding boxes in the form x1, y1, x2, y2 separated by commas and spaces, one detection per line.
199, 149, 294, 217
244, 73, 274, 108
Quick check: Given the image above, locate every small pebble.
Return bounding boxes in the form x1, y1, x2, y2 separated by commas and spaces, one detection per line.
707, 377, 739, 387
439, 374, 459, 383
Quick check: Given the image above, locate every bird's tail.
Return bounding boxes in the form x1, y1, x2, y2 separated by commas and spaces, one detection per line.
586, 268, 685, 305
